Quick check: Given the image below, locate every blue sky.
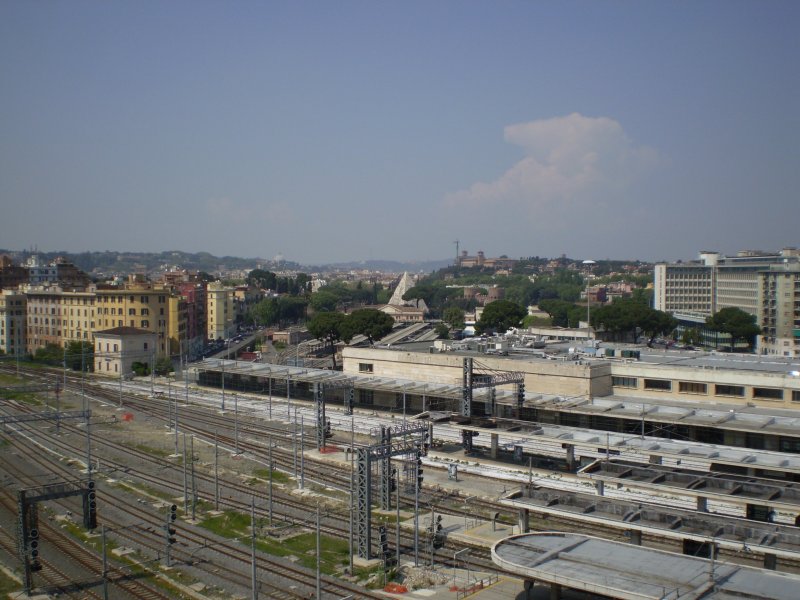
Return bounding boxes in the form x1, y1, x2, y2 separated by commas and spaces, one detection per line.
1, 1, 797, 265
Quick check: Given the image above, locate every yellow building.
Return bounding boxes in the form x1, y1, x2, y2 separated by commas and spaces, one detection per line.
207, 282, 236, 341
95, 276, 186, 357
22, 284, 96, 353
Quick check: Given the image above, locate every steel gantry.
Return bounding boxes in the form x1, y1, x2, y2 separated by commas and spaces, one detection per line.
17, 479, 96, 595
311, 377, 354, 450
461, 357, 525, 451
355, 421, 429, 559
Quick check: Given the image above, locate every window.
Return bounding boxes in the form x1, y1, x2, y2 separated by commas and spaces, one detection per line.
129, 308, 136, 315
358, 363, 374, 373
753, 387, 783, 401
141, 320, 149, 328
793, 390, 800, 403
144, 342, 148, 350
679, 381, 707, 394
715, 384, 745, 397
359, 389, 374, 406
113, 344, 118, 352
644, 378, 671, 391
611, 376, 637, 388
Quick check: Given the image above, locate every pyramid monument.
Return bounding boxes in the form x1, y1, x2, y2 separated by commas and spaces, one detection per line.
388, 272, 428, 313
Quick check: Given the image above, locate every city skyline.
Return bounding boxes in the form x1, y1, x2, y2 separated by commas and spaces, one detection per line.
1, 2, 797, 264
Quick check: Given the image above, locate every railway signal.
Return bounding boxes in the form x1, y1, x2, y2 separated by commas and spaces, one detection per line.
433, 515, 445, 549
416, 455, 424, 491
28, 528, 42, 572
83, 480, 97, 530
165, 503, 178, 567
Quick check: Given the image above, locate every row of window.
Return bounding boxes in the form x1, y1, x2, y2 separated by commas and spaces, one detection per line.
98, 295, 167, 303
612, 376, 799, 402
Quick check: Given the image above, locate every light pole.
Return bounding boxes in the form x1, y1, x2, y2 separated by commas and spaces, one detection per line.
582, 259, 596, 338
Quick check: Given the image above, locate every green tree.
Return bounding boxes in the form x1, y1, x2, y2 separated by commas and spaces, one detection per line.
682, 328, 702, 346
476, 300, 526, 334
33, 343, 65, 366
310, 290, 340, 313
154, 356, 174, 376
640, 309, 677, 346
442, 306, 466, 329
65, 341, 94, 372
246, 269, 277, 290
434, 323, 450, 339
538, 299, 570, 327
307, 312, 346, 368
706, 307, 760, 350
341, 309, 394, 345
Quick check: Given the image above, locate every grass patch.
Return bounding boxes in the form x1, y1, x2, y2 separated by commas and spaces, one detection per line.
0, 390, 42, 406
0, 373, 24, 385
0, 570, 20, 595
200, 510, 350, 575
110, 480, 176, 502
252, 468, 291, 485
133, 444, 174, 459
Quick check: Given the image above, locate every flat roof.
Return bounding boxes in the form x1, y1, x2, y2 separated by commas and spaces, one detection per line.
452, 416, 800, 475
492, 533, 800, 600
579, 459, 800, 510
371, 340, 800, 376
500, 488, 800, 559
195, 360, 800, 473
452, 417, 800, 473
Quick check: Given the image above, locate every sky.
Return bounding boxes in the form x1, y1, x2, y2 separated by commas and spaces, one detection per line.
1, 1, 798, 266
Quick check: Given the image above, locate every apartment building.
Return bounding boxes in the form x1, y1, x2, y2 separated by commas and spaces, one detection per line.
207, 281, 236, 341
654, 249, 800, 354
0, 290, 26, 356
23, 284, 77, 353
95, 276, 186, 357
0, 255, 28, 291
760, 266, 800, 357
174, 282, 208, 360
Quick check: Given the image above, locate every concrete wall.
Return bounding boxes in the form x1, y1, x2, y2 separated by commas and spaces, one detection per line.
342, 346, 613, 398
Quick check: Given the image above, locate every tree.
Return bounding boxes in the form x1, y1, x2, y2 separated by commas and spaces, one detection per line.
640, 310, 677, 346
246, 269, 277, 290
154, 356, 174, 376
65, 341, 94, 372
341, 309, 394, 345
434, 323, 450, 339
706, 307, 760, 350
442, 306, 465, 329
476, 300, 526, 334
307, 312, 346, 368
309, 290, 340, 313
682, 328, 702, 346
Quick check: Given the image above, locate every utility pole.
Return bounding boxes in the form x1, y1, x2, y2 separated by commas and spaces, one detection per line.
234, 393, 240, 454
221, 358, 226, 411
251, 497, 258, 600
293, 408, 298, 479
182, 433, 188, 514
316, 505, 321, 600
299, 413, 305, 489
191, 434, 197, 521
174, 389, 179, 455
101, 524, 109, 600
414, 457, 420, 567
214, 430, 220, 510
396, 473, 401, 568
268, 437, 274, 525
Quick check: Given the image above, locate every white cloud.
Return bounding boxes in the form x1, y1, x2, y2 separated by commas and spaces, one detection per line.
444, 113, 660, 212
